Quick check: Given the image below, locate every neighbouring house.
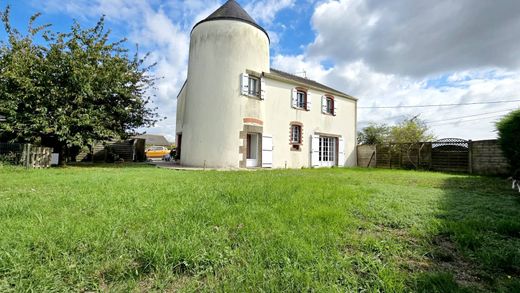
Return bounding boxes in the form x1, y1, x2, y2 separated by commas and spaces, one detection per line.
133, 134, 172, 147
175, 0, 358, 169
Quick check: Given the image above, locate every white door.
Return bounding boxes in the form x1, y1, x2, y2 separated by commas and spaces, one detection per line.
318, 136, 337, 167
262, 135, 273, 168
246, 133, 259, 168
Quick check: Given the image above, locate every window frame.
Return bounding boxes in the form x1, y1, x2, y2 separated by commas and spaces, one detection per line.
291, 125, 301, 144
290, 122, 303, 151
293, 87, 309, 111
296, 90, 307, 109
248, 76, 260, 97
324, 95, 335, 115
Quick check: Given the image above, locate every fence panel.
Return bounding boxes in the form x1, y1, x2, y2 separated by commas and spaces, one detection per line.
0, 143, 23, 164
431, 139, 469, 173
0, 143, 52, 168
358, 139, 509, 175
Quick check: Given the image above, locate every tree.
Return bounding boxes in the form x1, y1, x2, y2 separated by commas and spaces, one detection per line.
390, 117, 435, 143
496, 109, 520, 171
358, 122, 390, 145
0, 7, 159, 164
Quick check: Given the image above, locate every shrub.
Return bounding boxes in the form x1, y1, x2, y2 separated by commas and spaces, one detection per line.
496, 109, 520, 171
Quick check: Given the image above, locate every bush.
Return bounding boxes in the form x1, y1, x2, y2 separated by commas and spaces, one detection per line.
496, 110, 520, 171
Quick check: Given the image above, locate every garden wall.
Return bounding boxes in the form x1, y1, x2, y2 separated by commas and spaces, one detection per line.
470, 140, 509, 176
357, 139, 510, 176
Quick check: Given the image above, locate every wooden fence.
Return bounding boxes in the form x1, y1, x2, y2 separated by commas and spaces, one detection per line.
357, 139, 510, 176
0, 143, 53, 168
75, 139, 146, 163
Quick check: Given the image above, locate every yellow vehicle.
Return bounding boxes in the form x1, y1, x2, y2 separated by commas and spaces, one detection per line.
145, 146, 170, 159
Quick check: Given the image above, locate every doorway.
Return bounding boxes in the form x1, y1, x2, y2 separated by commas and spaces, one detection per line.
319, 136, 337, 167
246, 133, 259, 168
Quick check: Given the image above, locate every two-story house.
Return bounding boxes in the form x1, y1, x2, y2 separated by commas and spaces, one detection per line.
175, 0, 358, 169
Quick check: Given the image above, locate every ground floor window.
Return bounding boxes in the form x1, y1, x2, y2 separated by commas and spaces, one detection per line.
290, 123, 302, 151
319, 136, 336, 165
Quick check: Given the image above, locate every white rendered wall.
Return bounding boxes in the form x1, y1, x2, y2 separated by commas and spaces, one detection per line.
180, 20, 269, 168
176, 85, 186, 134
261, 78, 357, 168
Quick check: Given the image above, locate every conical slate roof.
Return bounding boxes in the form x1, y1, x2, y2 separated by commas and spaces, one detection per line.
193, 0, 269, 40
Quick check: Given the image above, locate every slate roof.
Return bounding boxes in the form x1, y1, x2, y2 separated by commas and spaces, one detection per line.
133, 134, 171, 146
267, 68, 357, 100
193, 0, 269, 40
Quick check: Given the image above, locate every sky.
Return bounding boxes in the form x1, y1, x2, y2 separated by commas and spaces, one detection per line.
2, 0, 520, 142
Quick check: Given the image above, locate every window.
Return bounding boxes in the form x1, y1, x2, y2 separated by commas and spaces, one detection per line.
323, 95, 335, 115
149, 146, 166, 151
296, 90, 306, 109
292, 88, 310, 110
291, 125, 302, 144
248, 76, 260, 97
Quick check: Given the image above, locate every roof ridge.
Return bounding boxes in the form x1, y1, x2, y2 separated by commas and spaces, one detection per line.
268, 68, 357, 100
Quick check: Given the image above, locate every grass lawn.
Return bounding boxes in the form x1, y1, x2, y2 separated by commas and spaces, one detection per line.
1, 165, 519, 292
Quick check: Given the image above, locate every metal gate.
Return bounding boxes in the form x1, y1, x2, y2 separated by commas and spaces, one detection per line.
431, 138, 469, 172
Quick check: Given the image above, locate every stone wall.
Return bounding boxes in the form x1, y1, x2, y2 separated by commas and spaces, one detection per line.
470, 140, 509, 176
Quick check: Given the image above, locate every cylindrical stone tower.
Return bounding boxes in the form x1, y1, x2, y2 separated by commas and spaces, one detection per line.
181, 0, 270, 168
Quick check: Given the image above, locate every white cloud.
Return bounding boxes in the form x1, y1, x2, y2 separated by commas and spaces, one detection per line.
308, 0, 520, 77
245, 0, 295, 23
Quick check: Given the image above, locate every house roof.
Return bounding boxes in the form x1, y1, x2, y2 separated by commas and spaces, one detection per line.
133, 134, 171, 146
266, 68, 358, 101
193, 0, 269, 41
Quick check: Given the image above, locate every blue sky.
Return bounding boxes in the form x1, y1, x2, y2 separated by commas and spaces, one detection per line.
2, 0, 520, 141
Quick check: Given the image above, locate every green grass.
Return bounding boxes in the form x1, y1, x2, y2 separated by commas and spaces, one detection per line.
1, 165, 519, 292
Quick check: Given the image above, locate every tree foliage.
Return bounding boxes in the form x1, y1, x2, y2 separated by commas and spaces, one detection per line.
389, 117, 435, 144
0, 7, 158, 162
358, 123, 390, 145
496, 109, 520, 171
358, 118, 435, 145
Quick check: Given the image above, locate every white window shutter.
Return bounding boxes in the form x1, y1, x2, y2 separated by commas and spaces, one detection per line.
306, 92, 311, 111
291, 88, 298, 108
241, 73, 249, 95
262, 135, 273, 168
338, 137, 345, 166
260, 78, 266, 100
334, 102, 338, 116
311, 134, 320, 167
321, 96, 327, 113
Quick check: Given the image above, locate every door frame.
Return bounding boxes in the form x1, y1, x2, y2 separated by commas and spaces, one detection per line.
312, 134, 339, 168
246, 133, 260, 168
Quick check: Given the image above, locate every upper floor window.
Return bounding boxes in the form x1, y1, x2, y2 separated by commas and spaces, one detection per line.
296, 90, 306, 109
248, 76, 260, 97
322, 95, 336, 116
291, 88, 310, 111
241, 73, 264, 99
